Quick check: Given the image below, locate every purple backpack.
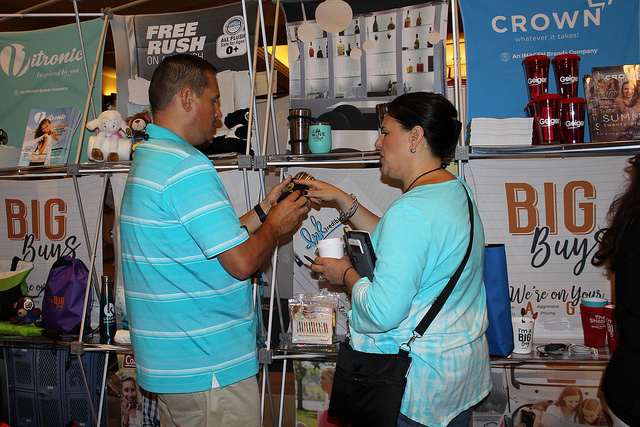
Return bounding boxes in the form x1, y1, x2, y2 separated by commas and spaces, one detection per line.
42, 256, 92, 333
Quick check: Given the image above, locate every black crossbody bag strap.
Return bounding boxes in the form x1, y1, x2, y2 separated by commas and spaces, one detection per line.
399, 185, 474, 355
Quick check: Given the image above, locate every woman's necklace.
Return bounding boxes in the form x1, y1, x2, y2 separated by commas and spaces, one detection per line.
404, 166, 443, 193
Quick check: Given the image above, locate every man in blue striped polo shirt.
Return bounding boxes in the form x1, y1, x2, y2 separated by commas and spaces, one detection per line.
120, 54, 310, 427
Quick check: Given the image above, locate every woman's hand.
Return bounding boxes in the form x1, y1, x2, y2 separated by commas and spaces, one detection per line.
297, 178, 350, 207
311, 254, 353, 288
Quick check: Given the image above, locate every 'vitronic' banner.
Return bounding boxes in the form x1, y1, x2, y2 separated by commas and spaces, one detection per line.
0, 20, 104, 163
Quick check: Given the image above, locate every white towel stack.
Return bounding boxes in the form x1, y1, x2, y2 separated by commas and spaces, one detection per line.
466, 117, 534, 146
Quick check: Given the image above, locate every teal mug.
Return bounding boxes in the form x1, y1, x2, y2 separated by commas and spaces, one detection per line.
309, 122, 332, 153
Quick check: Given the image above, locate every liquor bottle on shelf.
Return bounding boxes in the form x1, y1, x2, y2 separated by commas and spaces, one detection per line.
372, 16, 379, 32
417, 57, 424, 73
414, 34, 420, 50
322, 30, 327, 38
416, 12, 422, 26
354, 19, 360, 34
346, 43, 352, 56
406, 58, 413, 73
337, 39, 345, 56
317, 45, 324, 58
387, 17, 395, 30
309, 42, 314, 58
404, 10, 411, 28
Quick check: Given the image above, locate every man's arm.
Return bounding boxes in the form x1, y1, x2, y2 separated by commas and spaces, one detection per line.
218, 190, 310, 279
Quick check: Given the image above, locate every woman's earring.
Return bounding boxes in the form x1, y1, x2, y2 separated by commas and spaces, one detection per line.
410, 147, 416, 153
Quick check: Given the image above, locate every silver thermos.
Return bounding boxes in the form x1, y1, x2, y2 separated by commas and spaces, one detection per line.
288, 108, 312, 154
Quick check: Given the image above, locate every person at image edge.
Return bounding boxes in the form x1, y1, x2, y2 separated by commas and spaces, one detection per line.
592, 152, 640, 427
119, 53, 310, 427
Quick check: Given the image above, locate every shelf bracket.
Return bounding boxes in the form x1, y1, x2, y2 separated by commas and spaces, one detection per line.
237, 154, 253, 169
254, 155, 268, 170
69, 341, 85, 356
66, 163, 81, 176
455, 145, 469, 161
258, 348, 273, 365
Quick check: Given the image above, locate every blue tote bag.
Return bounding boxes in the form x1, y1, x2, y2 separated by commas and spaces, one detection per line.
484, 244, 514, 357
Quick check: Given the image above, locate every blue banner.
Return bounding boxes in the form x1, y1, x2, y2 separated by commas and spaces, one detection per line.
458, 0, 640, 141
0, 19, 103, 164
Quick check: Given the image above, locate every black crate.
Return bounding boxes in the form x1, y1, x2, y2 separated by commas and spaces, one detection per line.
5, 348, 35, 391
3, 347, 108, 427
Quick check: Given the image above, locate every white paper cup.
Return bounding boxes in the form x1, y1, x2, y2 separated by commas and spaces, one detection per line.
317, 237, 344, 259
512, 317, 535, 354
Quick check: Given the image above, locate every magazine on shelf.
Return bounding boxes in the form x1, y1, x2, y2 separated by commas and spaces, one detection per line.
18, 107, 82, 167
585, 65, 640, 142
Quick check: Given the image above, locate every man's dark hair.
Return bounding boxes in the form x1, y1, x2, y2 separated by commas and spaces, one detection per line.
148, 54, 218, 114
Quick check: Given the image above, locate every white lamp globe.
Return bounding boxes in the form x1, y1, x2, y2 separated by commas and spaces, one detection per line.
350, 46, 362, 60
427, 29, 441, 45
297, 21, 315, 43
315, 0, 353, 34
289, 43, 300, 61
362, 38, 374, 52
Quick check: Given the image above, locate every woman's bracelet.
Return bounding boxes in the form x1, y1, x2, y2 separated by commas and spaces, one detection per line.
339, 194, 359, 223
254, 203, 267, 223
342, 266, 355, 285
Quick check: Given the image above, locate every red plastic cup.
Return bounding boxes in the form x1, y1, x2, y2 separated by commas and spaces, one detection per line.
533, 94, 562, 144
604, 304, 618, 354
522, 55, 550, 101
525, 102, 540, 145
580, 304, 607, 348
525, 102, 533, 118
553, 54, 581, 98
561, 97, 586, 144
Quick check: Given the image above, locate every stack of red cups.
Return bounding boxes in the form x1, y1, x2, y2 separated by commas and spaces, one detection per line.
522, 53, 586, 144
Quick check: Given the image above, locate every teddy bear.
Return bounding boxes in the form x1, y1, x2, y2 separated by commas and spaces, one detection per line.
9, 296, 42, 327
197, 108, 252, 155
124, 110, 152, 158
86, 110, 132, 162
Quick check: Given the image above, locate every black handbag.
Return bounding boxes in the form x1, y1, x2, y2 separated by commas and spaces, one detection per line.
328, 186, 475, 427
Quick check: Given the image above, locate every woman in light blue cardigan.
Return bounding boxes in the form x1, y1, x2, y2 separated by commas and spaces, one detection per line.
305, 92, 491, 427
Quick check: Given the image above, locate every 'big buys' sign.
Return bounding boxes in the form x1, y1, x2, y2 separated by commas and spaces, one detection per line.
0, 176, 103, 314
465, 156, 629, 340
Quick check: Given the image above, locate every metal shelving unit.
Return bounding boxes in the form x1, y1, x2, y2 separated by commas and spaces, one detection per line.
466, 140, 640, 159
